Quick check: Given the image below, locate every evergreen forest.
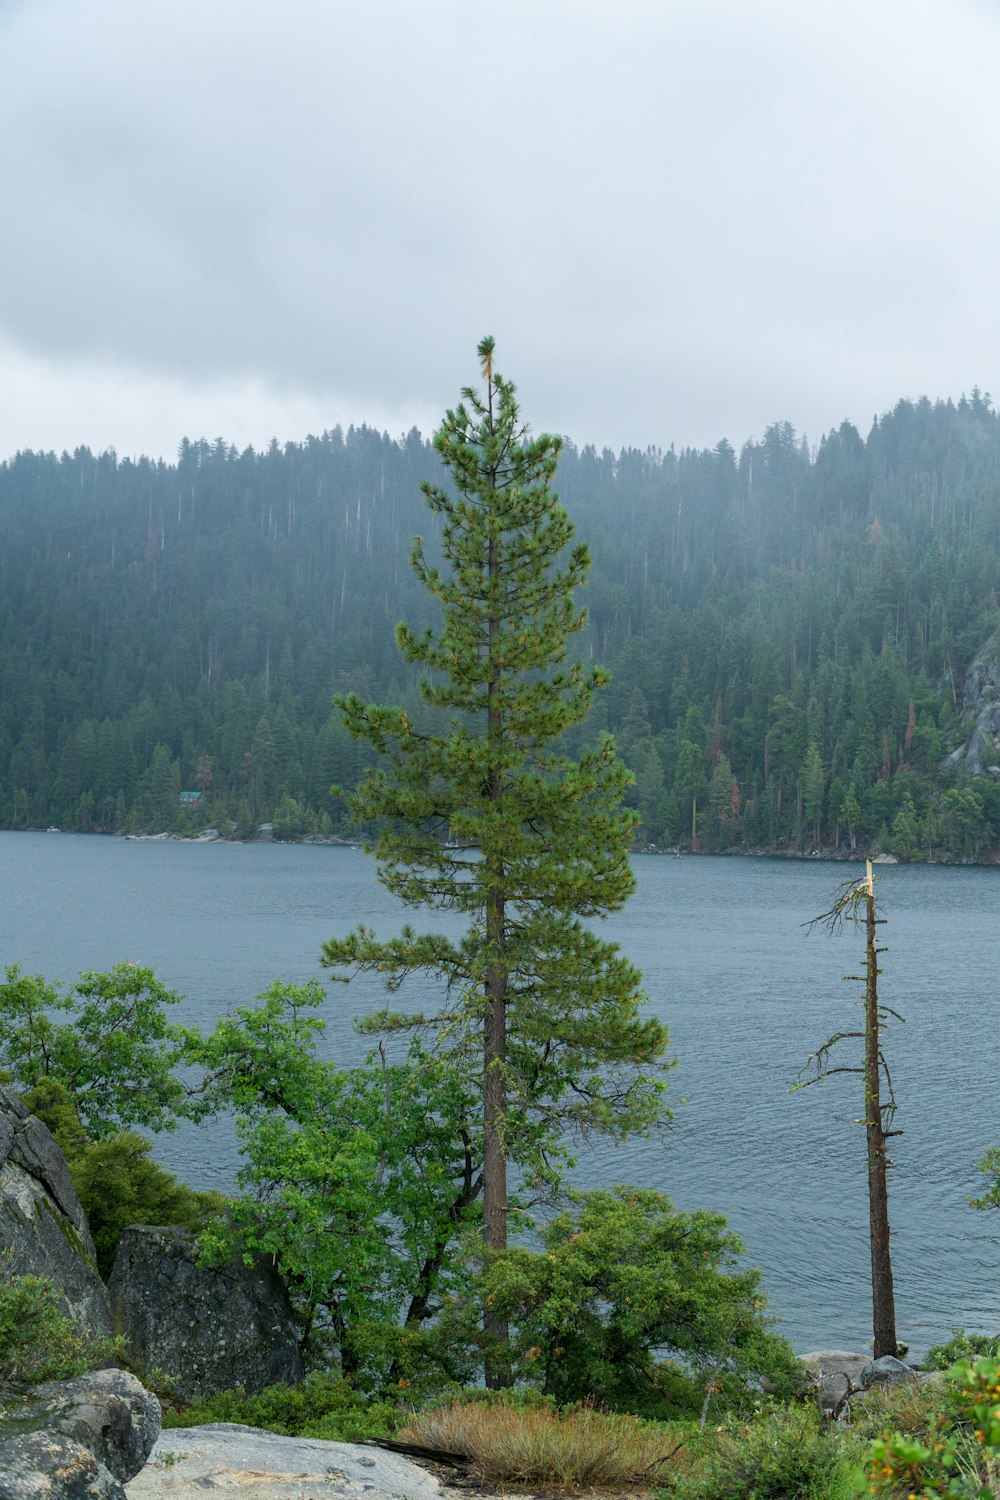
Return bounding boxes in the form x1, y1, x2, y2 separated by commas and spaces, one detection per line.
5, 389, 1000, 858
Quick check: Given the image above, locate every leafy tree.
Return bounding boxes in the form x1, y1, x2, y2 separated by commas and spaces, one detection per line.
940, 783, 983, 855
890, 796, 919, 861
0, 963, 195, 1136
445, 1187, 800, 1419
321, 339, 669, 1380
191, 980, 484, 1384
971, 1146, 1000, 1210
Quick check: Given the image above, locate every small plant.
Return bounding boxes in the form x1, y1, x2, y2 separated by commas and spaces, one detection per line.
666, 1403, 864, 1500
154, 1450, 187, 1470
867, 1355, 1000, 1498
161, 1373, 398, 1441
0, 1261, 121, 1389
398, 1397, 685, 1487
926, 1331, 1000, 1372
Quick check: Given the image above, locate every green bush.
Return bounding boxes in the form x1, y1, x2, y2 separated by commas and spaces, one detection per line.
925, 1328, 1000, 1371
25, 1079, 226, 1277
667, 1404, 863, 1500
867, 1355, 1000, 1498
162, 1373, 399, 1441
449, 1187, 802, 1420
0, 1262, 121, 1390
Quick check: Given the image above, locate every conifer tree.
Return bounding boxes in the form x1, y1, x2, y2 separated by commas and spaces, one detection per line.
322, 338, 669, 1380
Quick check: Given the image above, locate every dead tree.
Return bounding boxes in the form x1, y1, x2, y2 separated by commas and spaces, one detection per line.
795, 859, 903, 1359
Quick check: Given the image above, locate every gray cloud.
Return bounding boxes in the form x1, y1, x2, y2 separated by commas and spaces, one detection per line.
1, 0, 999, 458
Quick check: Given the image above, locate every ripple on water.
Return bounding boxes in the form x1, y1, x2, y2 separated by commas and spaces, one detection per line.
2, 835, 998, 1357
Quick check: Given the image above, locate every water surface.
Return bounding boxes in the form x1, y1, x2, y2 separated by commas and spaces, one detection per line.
3, 830, 998, 1356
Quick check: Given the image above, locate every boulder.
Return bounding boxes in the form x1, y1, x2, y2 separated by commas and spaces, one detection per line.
798, 1349, 873, 1390
862, 1354, 917, 1389
107, 1227, 303, 1402
0, 1368, 159, 1500
0, 1086, 111, 1336
0, 1431, 125, 1499
816, 1371, 852, 1421
127, 1425, 449, 1500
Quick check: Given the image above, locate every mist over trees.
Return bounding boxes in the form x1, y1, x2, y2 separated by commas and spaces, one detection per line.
4, 389, 1000, 857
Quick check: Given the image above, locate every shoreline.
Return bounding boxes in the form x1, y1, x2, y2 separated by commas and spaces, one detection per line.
11, 825, 1000, 868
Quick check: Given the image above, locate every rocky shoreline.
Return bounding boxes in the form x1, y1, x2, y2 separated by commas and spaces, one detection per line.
17, 823, 1000, 866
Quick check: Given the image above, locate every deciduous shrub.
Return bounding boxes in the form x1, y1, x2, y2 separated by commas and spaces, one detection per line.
447, 1187, 801, 1419
25, 1079, 225, 1277
925, 1329, 1000, 1371
0, 1262, 120, 1390
667, 1404, 863, 1500
161, 1374, 398, 1441
867, 1355, 1000, 1499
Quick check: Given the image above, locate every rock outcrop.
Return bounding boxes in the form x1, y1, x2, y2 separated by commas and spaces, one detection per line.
107, 1227, 303, 1402
798, 1348, 876, 1390
862, 1354, 918, 1389
799, 1347, 918, 1420
0, 1368, 160, 1500
127, 1425, 451, 1500
0, 1086, 111, 1336
942, 626, 1000, 774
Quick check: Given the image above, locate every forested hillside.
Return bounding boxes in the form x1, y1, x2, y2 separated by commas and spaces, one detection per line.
4, 391, 1000, 857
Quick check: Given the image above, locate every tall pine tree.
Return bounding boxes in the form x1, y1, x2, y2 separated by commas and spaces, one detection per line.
322, 338, 669, 1381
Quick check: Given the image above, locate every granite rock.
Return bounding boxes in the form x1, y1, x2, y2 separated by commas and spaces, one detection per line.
107, 1227, 302, 1402
0, 1086, 111, 1336
127, 1425, 451, 1500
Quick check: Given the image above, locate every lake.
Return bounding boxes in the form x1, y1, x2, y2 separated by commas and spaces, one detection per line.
2, 829, 998, 1358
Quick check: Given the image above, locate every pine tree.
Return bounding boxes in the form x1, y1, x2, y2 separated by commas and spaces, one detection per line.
322, 338, 669, 1381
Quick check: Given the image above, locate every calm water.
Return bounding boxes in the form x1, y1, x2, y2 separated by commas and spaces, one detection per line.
2, 830, 998, 1357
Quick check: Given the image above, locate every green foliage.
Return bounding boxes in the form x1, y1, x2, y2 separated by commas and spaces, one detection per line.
971, 1148, 1000, 1211
926, 1331, 1000, 1371
444, 1187, 800, 1418
322, 342, 670, 1335
0, 963, 196, 1136
25, 1079, 226, 1277
0, 1261, 121, 1389
867, 1355, 1000, 1498
8, 398, 1000, 857
189, 980, 484, 1384
667, 1404, 862, 1500
161, 1373, 398, 1441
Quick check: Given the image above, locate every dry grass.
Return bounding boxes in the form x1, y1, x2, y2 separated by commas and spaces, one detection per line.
397, 1400, 683, 1488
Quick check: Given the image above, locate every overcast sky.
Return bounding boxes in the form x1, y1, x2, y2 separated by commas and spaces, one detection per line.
2, 0, 999, 462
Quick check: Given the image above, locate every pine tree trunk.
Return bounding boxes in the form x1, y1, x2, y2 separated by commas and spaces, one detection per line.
864, 861, 897, 1358
482, 447, 510, 1387
483, 898, 508, 1386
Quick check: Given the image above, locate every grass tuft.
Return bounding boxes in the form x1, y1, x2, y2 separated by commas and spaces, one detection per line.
398, 1398, 683, 1487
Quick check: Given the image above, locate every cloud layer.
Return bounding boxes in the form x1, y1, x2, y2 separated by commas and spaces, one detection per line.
2, 0, 998, 458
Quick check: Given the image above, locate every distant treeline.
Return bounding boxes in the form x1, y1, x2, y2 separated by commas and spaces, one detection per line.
4, 390, 1000, 857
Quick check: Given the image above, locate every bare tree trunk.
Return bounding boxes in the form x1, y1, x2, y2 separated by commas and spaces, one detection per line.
864, 860, 897, 1357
